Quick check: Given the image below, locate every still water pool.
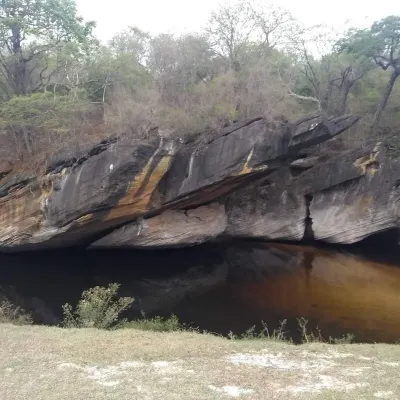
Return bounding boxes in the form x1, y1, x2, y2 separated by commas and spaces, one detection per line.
1, 242, 400, 342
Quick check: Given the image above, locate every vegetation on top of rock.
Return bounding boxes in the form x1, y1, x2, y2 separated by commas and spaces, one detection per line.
339, 15, 400, 127
0, 0, 96, 98
0, 0, 399, 164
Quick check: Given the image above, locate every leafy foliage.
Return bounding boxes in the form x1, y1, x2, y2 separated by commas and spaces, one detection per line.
0, 92, 89, 131
62, 283, 134, 329
339, 16, 400, 125
340, 16, 400, 69
0, 0, 399, 162
0, 92, 93, 160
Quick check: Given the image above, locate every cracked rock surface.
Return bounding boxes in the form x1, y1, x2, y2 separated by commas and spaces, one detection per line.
0, 113, 373, 251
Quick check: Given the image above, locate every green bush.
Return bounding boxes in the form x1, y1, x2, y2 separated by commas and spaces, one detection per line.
122, 314, 183, 332
0, 300, 32, 325
0, 92, 90, 133
62, 283, 134, 329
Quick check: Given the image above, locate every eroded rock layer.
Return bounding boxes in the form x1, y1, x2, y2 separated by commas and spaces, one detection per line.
2, 112, 385, 251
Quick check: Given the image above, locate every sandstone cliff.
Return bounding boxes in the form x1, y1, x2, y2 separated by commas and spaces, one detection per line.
3, 112, 390, 252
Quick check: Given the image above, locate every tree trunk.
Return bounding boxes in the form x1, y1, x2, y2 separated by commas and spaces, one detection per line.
339, 83, 353, 115
10, 24, 27, 95
373, 70, 399, 128
14, 54, 27, 95
20, 126, 33, 156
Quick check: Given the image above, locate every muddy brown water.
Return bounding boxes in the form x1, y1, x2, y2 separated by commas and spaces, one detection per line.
1, 241, 400, 343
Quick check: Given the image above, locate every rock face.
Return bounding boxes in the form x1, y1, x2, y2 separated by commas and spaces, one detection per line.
0, 112, 375, 252
0, 138, 176, 250
298, 143, 400, 243
91, 203, 227, 249
225, 168, 307, 241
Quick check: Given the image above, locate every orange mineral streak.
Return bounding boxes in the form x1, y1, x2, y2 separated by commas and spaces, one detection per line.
105, 155, 173, 222
0, 184, 42, 244
231, 244, 400, 342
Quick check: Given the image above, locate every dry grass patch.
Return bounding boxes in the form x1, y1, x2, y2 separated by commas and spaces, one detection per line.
1, 324, 400, 399
0, 291, 32, 326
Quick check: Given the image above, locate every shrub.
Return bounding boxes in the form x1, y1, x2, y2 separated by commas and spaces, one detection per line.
0, 300, 32, 325
0, 92, 102, 163
121, 314, 183, 332
62, 283, 134, 329
329, 333, 356, 344
230, 318, 355, 344
229, 320, 290, 342
297, 317, 324, 343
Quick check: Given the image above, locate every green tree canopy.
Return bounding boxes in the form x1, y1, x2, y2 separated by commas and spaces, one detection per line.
339, 15, 400, 126
0, 0, 95, 97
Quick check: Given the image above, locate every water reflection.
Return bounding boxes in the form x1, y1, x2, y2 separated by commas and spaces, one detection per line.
1, 243, 400, 342
157, 244, 400, 343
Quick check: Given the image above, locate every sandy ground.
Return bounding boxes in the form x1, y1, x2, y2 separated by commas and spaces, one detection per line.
1, 324, 400, 399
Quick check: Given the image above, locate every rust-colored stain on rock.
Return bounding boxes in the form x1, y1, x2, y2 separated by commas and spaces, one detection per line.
106, 155, 173, 222
76, 214, 94, 225
0, 185, 43, 245
353, 142, 381, 177
239, 149, 254, 175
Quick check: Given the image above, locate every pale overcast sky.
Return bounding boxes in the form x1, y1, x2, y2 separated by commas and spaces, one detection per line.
77, 0, 399, 42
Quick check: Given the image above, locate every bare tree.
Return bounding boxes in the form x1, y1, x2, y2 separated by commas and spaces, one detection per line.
248, 2, 299, 53
206, 0, 255, 72
329, 56, 373, 114
148, 33, 214, 102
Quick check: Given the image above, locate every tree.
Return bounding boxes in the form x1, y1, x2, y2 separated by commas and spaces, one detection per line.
285, 26, 374, 116
248, 1, 298, 54
206, 1, 297, 72
109, 26, 150, 65
340, 16, 400, 126
329, 54, 373, 114
0, 0, 95, 97
287, 29, 337, 113
148, 33, 214, 102
206, 0, 254, 72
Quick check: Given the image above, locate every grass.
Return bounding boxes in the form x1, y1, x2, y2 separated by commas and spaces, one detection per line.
121, 314, 183, 332
1, 283, 359, 346
0, 300, 32, 326
56, 282, 357, 343
0, 284, 396, 399
60, 283, 184, 332
228, 318, 355, 345
0, 323, 399, 400
229, 319, 290, 341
